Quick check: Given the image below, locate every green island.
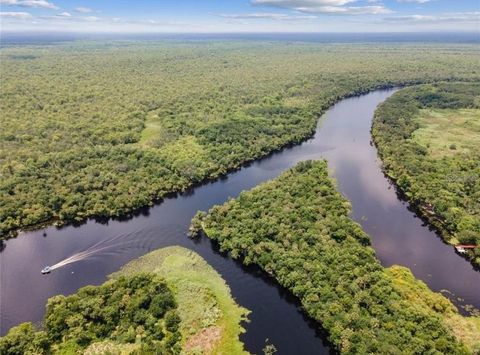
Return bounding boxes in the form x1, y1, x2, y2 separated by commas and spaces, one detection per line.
190, 160, 480, 354
1, 42, 480, 238
0, 246, 249, 355
372, 82, 480, 266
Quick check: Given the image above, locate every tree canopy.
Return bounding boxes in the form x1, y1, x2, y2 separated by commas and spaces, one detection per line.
1, 41, 479, 238
0, 274, 182, 354
193, 160, 477, 354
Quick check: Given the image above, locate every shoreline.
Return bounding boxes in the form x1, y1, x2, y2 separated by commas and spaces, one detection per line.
370, 85, 480, 270
1, 81, 413, 241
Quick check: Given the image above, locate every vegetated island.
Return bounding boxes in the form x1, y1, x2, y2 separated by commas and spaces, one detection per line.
190, 160, 480, 354
1, 42, 480, 238
0, 246, 249, 355
372, 82, 480, 266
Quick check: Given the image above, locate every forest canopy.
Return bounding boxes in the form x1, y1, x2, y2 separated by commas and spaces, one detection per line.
372, 82, 480, 266
1, 41, 480, 237
0, 273, 182, 354
192, 160, 479, 354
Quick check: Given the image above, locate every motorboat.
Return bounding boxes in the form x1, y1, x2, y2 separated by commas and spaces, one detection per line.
41, 266, 52, 274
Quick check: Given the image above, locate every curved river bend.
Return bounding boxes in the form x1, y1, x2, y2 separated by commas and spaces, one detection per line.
1, 89, 479, 354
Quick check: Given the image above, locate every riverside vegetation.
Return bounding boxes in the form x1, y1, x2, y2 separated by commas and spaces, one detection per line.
1, 42, 480, 238
0, 274, 182, 354
372, 82, 480, 266
0, 246, 249, 354
190, 160, 480, 354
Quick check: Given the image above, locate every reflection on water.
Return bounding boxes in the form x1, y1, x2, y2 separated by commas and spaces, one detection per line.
317, 91, 480, 312
1, 89, 479, 354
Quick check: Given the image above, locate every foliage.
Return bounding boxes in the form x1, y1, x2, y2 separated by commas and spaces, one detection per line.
0, 247, 248, 354
1, 41, 480, 237
194, 160, 473, 354
385, 266, 480, 354
0, 273, 182, 354
372, 82, 480, 265
411, 109, 480, 159
111, 246, 249, 355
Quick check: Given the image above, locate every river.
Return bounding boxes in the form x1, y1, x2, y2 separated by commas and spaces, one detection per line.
1, 89, 479, 354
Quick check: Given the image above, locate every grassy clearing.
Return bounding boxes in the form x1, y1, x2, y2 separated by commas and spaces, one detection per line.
139, 111, 164, 146
411, 108, 480, 158
110, 246, 249, 355
386, 266, 480, 354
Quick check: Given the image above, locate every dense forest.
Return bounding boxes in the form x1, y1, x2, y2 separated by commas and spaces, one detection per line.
0, 246, 249, 354
372, 82, 480, 266
0, 274, 182, 354
191, 160, 479, 354
1, 42, 480, 237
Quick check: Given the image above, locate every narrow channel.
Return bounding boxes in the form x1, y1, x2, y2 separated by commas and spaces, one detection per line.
1, 89, 478, 354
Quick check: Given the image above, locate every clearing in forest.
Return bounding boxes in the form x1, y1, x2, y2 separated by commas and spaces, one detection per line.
411, 108, 480, 158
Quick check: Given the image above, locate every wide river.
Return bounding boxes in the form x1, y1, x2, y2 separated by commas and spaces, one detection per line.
1, 89, 479, 354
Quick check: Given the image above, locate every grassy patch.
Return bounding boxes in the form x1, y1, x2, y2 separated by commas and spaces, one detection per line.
139, 110, 164, 146
110, 246, 249, 355
411, 108, 480, 158
386, 266, 480, 354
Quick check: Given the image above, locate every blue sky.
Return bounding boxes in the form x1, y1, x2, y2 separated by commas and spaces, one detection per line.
0, 0, 478, 32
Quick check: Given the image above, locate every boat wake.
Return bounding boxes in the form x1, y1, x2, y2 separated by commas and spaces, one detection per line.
44, 229, 155, 273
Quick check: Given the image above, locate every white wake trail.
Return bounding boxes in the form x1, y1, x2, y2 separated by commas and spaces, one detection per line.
46, 229, 152, 271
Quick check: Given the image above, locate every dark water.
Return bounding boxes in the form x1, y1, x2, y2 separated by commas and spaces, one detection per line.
1, 90, 479, 354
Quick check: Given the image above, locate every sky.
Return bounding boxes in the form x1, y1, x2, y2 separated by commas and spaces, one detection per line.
0, 0, 479, 33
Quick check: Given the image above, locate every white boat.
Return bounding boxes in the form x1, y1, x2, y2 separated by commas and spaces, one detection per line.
41, 266, 52, 274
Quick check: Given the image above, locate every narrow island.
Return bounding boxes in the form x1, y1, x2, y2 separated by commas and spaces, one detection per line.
190, 160, 480, 354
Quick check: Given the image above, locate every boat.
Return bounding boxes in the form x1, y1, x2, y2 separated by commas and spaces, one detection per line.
455, 245, 478, 254
41, 266, 52, 274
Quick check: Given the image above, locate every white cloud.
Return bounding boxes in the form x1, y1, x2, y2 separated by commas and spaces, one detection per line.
252, 0, 355, 6
301, 5, 391, 14
0, 0, 58, 9
83, 16, 99, 22
0, 10, 32, 19
38, 13, 103, 22
251, 0, 391, 15
384, 12, 480, 23
74, 6, 93, 13
397, 0, 431, 3
217, 12, 317, 20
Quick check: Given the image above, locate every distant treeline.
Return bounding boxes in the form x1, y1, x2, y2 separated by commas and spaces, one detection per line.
372, 82, 480, 266
191, 160, 479, 354
1, 42, 479, 237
